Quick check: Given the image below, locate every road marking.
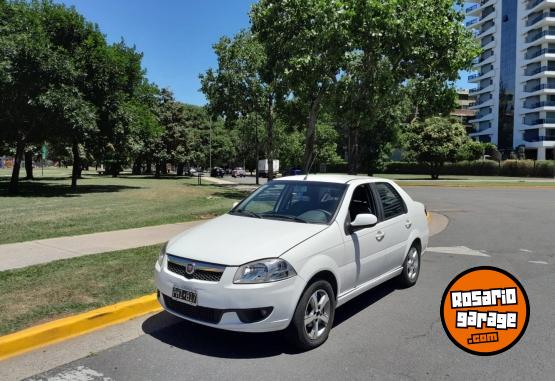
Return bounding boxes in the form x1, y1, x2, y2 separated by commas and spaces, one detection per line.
26, 366, 112, 381
528, 260, 548, 265
519, 249, 533, 253
426, 246, 490, 257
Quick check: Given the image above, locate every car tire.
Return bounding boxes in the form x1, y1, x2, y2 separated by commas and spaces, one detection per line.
398, 245, 420, 288
287, 280, 335, 350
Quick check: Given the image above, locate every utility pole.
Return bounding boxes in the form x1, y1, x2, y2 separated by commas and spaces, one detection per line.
255, 116, 259, 185
209, 119, 212, 171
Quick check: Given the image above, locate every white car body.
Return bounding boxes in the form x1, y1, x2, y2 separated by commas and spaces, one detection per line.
155, 175, 429, 334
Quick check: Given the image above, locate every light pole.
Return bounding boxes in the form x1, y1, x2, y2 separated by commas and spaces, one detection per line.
209, 119, 212, 171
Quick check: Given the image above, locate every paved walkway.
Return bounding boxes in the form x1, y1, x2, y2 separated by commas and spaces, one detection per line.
0, 211, 446, 272
0, 221, 203, 271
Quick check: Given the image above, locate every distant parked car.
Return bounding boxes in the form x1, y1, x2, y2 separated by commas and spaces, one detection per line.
285, 168, 303, 176
186, 168, 197, 176
211, 167, 225, 178
231, 167, 246, 178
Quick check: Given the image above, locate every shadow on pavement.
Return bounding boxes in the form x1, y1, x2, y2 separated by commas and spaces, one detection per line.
142, 280, 397, 358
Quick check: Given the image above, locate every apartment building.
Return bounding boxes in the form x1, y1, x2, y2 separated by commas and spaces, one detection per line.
451, 89, 477, 133
466, 0, 555, 160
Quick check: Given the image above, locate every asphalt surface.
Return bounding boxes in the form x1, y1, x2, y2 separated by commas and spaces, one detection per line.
13, 187, 555, 380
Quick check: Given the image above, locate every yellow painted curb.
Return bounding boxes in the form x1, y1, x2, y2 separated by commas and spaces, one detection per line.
0, 293, 162, 361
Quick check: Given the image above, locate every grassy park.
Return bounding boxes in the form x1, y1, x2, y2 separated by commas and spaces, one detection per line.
0, 245, 160, 335
0, 168, 247, 244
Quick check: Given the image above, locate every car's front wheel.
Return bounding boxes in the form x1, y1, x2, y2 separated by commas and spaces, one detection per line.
398, 244, 420, 288
287, 280, 335, 350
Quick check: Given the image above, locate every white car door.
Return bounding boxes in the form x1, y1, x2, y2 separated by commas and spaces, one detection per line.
342, 183, 390, 286
370, 182, 411, 271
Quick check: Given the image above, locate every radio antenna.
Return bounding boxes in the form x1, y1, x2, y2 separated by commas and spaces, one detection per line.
303, 154, 317, 180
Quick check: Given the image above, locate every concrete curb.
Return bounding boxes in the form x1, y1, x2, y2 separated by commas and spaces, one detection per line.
0, 293, 162, 361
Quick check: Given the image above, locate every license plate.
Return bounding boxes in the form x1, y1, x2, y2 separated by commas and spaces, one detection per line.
172, 286, 198, 306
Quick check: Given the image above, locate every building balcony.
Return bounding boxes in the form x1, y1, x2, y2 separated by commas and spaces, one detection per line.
469, 97, 494, 109
524, 29, 555, 46
523, 12, 555, 33
470, 84, 494, 95
523, 100, 555, 111
475, 23, 496, 38
523, 135, 555, 142
480, 38, 496, 51
523, 117, 555, 126
526, 0, 555, 14
524, 83, 555, 93
468, 69, 494, 83
522, 66, 555, 81
472, 54, 496, 68
469, 113, 494, 124
524, 47, 555, 60
469, 127, 494, 137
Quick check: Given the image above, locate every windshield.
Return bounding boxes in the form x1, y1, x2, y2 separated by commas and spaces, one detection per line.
230, 181, 347, 224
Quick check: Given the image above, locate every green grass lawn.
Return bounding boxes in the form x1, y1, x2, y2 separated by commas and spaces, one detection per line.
0, 168, 248, 244
0, 245, 161, 336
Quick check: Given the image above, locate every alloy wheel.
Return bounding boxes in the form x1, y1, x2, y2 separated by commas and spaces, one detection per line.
304, 289, 331, 340
407, 247, 419, 281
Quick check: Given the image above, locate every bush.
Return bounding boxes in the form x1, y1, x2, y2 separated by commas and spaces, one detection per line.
383, 160, 554, 178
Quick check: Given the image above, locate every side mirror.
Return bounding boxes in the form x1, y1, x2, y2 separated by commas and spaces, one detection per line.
232, 202, 239, 208
350, 213, 378, 231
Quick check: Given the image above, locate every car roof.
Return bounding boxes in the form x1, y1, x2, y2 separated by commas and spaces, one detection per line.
273, 174, 392, 185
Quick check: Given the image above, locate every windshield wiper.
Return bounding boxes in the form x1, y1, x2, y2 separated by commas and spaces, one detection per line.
231, 209, 262, 218
261, 213, 307, 223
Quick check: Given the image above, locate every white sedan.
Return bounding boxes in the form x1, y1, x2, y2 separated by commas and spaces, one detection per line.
155, 175, 429, 349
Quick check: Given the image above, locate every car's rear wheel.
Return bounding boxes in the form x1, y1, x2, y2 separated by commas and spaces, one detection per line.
398, 245, 420, 288
287, 280, 335, 350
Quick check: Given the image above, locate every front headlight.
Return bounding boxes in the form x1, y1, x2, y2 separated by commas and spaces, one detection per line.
158, 242, 168, 265
233, 258, 297, 284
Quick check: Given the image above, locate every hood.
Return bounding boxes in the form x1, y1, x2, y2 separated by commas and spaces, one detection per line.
166, 214, 328, 266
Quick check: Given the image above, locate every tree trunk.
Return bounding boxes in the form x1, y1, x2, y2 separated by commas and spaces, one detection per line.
161, 160, 167, 175
111, 161, 119, 177
302, 92, 324, 174
8, 135, 25, 194
255, 117, 260, 185
24, 150, 34, 180
176, 163, 184, 176
155, 162, 161, 178
267, 94, 274, 181
71, 140, 80, 192
132, 160, 142, 175
145, 158, 152, 175
347, 125, 359, 175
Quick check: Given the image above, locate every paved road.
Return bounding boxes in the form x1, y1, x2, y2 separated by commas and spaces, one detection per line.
5, 187, 555, 380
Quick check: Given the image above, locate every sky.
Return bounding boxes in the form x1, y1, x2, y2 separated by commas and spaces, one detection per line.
57, 1, 471, 106
56, 0, 256, 106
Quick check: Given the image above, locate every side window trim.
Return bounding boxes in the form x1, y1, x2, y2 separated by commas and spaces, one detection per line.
370, 182, 407, 221
368, 183, 384, 222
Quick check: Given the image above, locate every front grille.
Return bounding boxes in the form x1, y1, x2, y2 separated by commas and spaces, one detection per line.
163, 295, 224, 324
167, 261, 223, 282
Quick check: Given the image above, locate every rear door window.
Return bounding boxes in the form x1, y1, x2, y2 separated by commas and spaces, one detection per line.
374, 183, 407, 220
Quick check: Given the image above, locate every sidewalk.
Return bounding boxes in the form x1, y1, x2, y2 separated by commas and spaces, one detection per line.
0, 221, 203, 271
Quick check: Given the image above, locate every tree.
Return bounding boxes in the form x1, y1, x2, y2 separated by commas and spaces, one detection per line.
251, 0, 479, 173
251, 0, 349, 173
403, 117, 471, 179
200, 30, 276, 182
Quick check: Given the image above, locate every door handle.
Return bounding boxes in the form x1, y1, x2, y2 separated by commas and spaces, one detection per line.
405, 220, 412, 229
376, 231, 385, 241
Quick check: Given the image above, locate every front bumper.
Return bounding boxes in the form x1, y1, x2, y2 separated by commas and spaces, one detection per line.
155, 257, 305, 333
